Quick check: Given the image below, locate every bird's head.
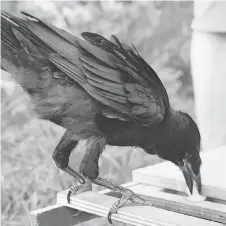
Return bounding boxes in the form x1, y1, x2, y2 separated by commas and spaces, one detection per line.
176, 148, 202, 195
173, 112, 202, 195
157, 111, 202, 195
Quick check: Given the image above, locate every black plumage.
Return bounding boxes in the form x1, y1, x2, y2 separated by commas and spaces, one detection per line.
1, 11, 202, 222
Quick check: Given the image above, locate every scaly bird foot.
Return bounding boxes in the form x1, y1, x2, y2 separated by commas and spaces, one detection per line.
107, 189, 152, 224
67, 179, 92, 203
92, 177, 152, 224
63, 166, 92, 203
107, 193, 131, 224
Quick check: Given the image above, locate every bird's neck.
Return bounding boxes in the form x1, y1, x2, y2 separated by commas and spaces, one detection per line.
141, 108, 186, 153
96, 108, 185, 150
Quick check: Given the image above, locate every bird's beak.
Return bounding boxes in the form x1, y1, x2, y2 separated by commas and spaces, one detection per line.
178, 160, 201, 195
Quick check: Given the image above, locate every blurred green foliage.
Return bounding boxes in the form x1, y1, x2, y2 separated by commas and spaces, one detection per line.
1, 1, 194, 226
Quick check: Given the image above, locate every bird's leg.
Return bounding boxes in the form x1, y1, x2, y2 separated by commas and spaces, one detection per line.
64, 136, 105, 202
92, 177, 152, 224
79, 136, 106, 180
78, 136, 152, 224
52, 130, 90, 202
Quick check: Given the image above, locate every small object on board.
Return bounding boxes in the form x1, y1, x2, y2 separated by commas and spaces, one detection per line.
186, 184, 206, 202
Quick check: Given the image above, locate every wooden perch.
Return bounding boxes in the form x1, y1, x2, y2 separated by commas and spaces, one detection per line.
57, 182, 226, 225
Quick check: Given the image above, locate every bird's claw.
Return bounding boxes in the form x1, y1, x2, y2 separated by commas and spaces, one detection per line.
107, 210, 114, 224
67, 179, 92, 204
108, 196, 129, 224
67, 181, 85, 203
107, 189, 152, 224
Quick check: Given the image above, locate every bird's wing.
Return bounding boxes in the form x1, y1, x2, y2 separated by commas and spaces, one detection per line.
78, 32, 170, 125
1, 11, 170, 126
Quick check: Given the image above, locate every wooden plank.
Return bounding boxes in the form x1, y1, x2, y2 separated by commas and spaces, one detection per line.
29, 182, 137, 226
30, 204, 99, 226
131, 183, 226, 223
133, 146, 226, 200
102, 183, 226, 224
57, 190, 224, 226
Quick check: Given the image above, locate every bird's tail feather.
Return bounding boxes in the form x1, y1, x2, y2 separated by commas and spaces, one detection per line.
1, 11, 87, 91
1, 12, 51, 94
1, 11, 100, 132
1, 11, 50, 54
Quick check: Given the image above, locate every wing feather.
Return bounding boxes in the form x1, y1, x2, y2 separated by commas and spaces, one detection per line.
81, 32, 169, 125
84, 84, 130, 114
80, 56, 123, 83
86, 76, 127, 97
2, 11, 169, 126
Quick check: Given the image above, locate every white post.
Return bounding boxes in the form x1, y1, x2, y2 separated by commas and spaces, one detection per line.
190, 1, 226, 151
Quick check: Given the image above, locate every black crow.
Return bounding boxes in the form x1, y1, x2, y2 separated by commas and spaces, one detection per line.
1, 11, 202, 223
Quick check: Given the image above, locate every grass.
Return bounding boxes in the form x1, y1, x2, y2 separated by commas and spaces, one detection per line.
1, 1, 194, 226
